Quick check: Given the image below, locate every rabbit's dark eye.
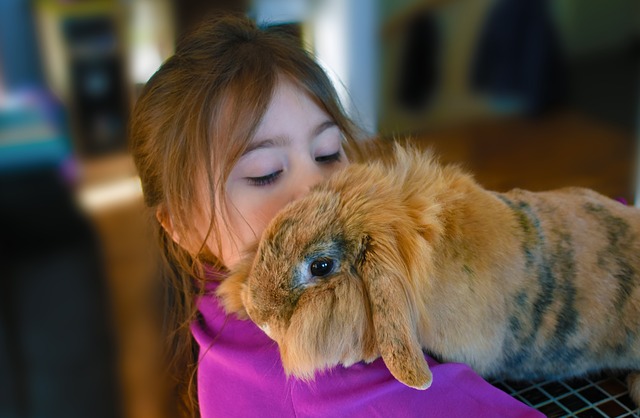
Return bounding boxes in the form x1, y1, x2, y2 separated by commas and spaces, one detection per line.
310, 258, 335, 277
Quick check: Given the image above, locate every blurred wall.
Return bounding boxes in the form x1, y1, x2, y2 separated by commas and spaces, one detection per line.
3, 0, 639, 157
378, 0, 640, 135
551, 0, 638, 57
550, 0, 640, 132
379, 0, 496, 134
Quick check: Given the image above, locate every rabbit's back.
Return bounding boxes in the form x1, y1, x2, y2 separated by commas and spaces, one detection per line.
487, 187, 640, 380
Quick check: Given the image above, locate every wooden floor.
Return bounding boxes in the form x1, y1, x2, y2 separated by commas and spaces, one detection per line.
87, 109, 637, 418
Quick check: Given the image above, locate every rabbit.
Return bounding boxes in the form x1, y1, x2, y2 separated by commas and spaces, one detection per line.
217, 143, 640, 405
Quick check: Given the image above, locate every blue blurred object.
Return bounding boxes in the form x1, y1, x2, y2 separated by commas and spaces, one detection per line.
0, 89, 73, 174
0, 1, 74, 173
0, 0, 45, 90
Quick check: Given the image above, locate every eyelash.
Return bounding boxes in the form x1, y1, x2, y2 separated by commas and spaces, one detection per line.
246, 152, 342, 187
247, 170, 282, 186
315, 152, 342, 163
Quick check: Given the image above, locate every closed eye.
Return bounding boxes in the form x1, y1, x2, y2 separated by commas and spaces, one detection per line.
315, 152, 342, 164
246, 170, 282, 186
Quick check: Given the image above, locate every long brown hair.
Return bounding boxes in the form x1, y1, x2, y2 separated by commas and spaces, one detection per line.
129, 13, 364, 417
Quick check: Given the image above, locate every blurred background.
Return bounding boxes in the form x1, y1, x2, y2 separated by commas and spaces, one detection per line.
0, 0, 638, 417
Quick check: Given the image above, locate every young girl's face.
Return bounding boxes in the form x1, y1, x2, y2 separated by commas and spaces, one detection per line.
207, 79, 349, 269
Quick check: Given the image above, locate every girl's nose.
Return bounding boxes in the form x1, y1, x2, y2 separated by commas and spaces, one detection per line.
291, 164, 326, 201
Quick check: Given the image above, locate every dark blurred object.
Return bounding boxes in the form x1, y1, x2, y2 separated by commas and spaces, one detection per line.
62, 15, 129, 157
565, 45, 640, 133
471, 0, 567, 115
264, 22, 304, 46
396, 10, 440, 112
0, 170, 123, 418
0, 91, 123, 417
172, 0, 249, 41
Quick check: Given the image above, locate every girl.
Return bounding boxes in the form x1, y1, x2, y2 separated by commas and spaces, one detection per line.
129, 13, 543, 418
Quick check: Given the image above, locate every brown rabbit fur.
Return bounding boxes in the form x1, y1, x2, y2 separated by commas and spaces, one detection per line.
217, 143, 640, 403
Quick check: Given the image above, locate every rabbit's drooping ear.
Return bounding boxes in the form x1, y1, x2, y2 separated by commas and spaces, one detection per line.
359, 234, 432, 390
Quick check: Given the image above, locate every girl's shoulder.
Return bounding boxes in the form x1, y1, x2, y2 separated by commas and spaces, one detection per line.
192, 281, 542, 418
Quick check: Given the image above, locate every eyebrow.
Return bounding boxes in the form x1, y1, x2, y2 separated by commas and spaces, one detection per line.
242, 120, 337, 156
313, 120, 338, 138
242, 137, 288, 156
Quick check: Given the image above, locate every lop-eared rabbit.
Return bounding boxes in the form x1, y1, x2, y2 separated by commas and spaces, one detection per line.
218, 144, 640, 406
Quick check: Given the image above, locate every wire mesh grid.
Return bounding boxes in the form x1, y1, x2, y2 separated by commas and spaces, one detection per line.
490, 374, 637, 417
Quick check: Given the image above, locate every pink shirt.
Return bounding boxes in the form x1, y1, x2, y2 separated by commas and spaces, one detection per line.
192, 274, 544, 418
